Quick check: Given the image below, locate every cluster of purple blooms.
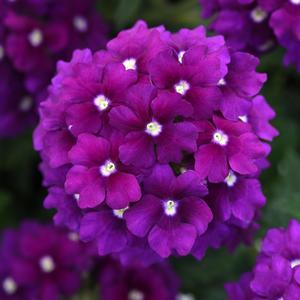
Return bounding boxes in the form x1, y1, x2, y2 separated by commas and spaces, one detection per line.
0, 221, 180, 300
0, 221, 90, 300
200, 0, 300, 71
34, 20, 278, 263
0, 0, 107, 137
226, 219, 300, 300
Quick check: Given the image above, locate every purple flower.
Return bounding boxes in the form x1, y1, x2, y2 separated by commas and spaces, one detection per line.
66, 133, 141, 209
195, 115, 267, 182
0, 0, 108, 137
125, 164, 212, 257
225, 219, 300, 300
34, 22, 275, 260
99, 258, 180, 300
109, 84, 197, 168
0, 222, 91, 300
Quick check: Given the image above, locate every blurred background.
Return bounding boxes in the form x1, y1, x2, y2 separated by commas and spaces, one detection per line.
0, 0, 300, 299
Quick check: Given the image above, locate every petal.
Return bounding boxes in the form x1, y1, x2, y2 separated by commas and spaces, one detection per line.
180, 197, 213, 235
124, 195, 162, 237
148, 223, 197, 257
195, 144, 228, 182
119, 132, 155, 168
68, 134, 110, 167
106, 172, 141, 209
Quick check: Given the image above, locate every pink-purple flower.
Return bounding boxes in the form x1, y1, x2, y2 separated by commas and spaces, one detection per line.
199, 0, 300, 71
0, 221, 90, 300
0, 0, 108, 137
225, 219, 300, 299
34, 21, 277, 261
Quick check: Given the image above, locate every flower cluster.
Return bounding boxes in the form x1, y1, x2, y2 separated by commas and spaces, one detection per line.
98, 257, 179, 300
34, 21, 277, 262
226, 219, 300, 299
199, 0, 300, 71
0, 221, 91, 300
0, 0, 107, 137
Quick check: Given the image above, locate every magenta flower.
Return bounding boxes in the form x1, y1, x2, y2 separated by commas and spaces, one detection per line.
226, 219, 300, 300
99, 258, 179, 300
66, 133, 141, 209
125, 164, 212, 257
195, 115, 267, 182
0, 222, 91, 300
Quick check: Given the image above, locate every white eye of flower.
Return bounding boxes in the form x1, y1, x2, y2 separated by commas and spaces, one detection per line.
73, 16, 88, 32
224, 171, 237, 187
68, 232, 80, 242
217, 78, 226, 86
0, 45, 4, 61
2, 277, 17, 295
28, 29, 43, 47
93, 94, 110, 111
178, 51, 186, 64
123, 58, 137, 71
213, 130, 229, 146
238, 115, 248, 123
290, 0, 300, 4
100, 160, 117, 177
176, 294, 195, 300
113, 207, 129, 219
39, 255, 55, 273
251, 7, 268, 23
174, 80, 190, 96
145, 121, 162, 137
74, 193, 80, 201
164, 200, 178, 216
19, 96, 33, 112
128, 289, 144, 300
291, 259, 300, 268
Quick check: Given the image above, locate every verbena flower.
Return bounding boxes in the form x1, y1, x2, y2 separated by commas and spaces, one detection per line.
225, 219, 300, 299
0, 0, 107, 137
34, 21, 277, 261
98, 257, 180, 300
199, 0, 300, 71
0, 222, 90, 300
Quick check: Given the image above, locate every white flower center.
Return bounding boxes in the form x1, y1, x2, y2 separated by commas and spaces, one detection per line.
238, 115, 248, 123
73, 16, 88, 32
178, 51, 185, 64
251, 7, 268, 23
164, 200, 178, 216
224, 171, 237, 187
123, 58, 137, 71
145, 121, 162, 137
68, 232, 80, 242
100, 160, 117, 177
177, 294, 195, 300
0, 45, 4, 61
291, 259, 300, 268
290, 0, 300, 4
74, 193, 80, 201
39, 255, 55, 273
19, 96, 33, 112
174, 80, 190, 96
113, 207, 129, 219
128, 290, 144, 300
28, 29, 43, 47
2, 277, 17, 295
93, 94, 110, 111
213, 130, 229, 146
218, 78, 226, 86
